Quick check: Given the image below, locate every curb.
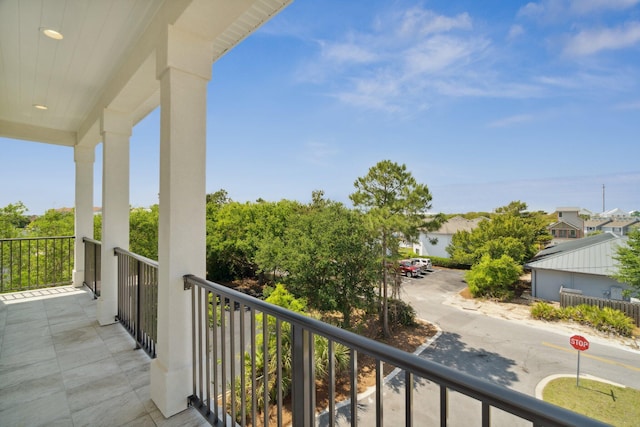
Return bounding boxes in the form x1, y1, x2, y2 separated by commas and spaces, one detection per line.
316, 319, 442, 420
534, 374, 627, 399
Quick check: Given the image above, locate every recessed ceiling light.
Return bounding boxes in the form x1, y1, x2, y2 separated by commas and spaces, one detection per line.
42, 28, 63, 40
33, 104, 48, 110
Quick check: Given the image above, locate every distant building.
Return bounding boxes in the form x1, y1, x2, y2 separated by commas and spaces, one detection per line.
584, 218, 612, 235
526, 233, 630, 302
548, 207, 584, 241
407, 216, 485, 258
601, 218, 639, 236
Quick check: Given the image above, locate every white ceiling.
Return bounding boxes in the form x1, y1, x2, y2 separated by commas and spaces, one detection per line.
0, 0, 291, 147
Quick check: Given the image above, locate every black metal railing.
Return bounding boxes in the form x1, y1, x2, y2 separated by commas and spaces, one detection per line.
115, 247, 158, 358
184, 274, 607, 427
83, 237, 101, 297
0, 236, 74, 293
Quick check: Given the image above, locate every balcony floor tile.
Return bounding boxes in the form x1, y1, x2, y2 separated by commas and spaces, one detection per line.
0, 286, 209, 427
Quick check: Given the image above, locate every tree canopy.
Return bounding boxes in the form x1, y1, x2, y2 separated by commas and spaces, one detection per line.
27, 208, 74, 237
350, 160, 439, 335
276, 195, 379, 327
612, 230, 640, 297
447, 201, 552, 266
0, 202, 30, 238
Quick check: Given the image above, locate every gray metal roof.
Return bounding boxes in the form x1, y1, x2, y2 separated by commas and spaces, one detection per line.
525, 234, 627, 276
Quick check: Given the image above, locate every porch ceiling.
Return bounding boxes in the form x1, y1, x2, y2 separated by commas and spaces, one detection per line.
0, 0, 291, 147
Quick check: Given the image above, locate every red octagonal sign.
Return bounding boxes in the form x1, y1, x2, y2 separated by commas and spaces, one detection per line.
570, 335, 589, 351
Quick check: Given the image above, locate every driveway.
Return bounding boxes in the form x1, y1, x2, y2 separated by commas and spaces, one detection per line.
329, 268, 640, 426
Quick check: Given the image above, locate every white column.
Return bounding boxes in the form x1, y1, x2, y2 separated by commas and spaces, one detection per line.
73, 145, 95, 288
150, 24, 211, 417
97, 109, 131, 326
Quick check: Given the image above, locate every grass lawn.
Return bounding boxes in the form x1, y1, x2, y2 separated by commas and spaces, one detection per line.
543, 377, 640, 426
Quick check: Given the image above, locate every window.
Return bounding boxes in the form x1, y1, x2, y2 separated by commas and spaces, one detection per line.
559, 212, 563, 218
570, 230, 576, 237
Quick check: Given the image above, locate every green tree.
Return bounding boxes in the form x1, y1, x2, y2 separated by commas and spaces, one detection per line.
0, 202, 29, 238
27, 208, 75, 236
206, 198, 301, 282
276, 195, 379, 328
465, 254, 523, 299
611, 230, 640, 298
448, 201, 551, 266
129, 206, 159, 260
350, 160, 438, 336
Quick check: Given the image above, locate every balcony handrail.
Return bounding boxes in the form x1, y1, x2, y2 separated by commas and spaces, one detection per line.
2, 235, 75, 242
113, 247, 159, 267
184, 273, 607, 427
1, 235, 74, 292
82, 237, 101, 297
114, 246, 158, 358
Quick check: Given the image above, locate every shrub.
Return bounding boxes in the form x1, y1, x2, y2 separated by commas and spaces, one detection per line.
531, 301, 560, 320
430, 256, 471, 270
387, 298, 417, 327
530, 303, 634, 337
465, 255, 522, 299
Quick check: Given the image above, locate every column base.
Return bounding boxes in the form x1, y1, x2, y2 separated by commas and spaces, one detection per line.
96, 297, 118, 326
150, 358, 192, 418
72, 269, 85, 288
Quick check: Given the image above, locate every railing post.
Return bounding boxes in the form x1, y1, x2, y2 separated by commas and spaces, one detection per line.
136, 258, 142, 350
292, 324, 312, 427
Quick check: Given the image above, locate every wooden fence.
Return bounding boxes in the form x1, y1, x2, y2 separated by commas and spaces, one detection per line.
560, 290, 640, 326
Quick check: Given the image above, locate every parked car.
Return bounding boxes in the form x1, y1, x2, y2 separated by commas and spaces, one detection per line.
411, 258, 433, 273
398, 260, 421, 278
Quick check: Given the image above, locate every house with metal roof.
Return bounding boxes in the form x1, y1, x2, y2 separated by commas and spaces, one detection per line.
548, 207, 584, 241
601, 218, 640, 236
525, 233, 629, 302
412, 216, 486, 258
584, 217, 612, 235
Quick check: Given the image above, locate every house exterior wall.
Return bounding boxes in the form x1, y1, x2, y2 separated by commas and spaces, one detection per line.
558, 210, 580, 225
418, 233, 452, 258
532, 269, 628, 301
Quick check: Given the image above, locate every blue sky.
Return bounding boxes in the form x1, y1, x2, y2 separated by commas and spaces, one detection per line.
2, 0, 639, 215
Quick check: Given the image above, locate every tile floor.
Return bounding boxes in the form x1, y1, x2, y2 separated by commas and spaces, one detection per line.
0, 286, 209, 427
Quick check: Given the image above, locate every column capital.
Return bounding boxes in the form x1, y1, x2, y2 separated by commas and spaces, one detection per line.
74, 145, 95, 163
100, 109, 132, 137
156, 24, 213, 82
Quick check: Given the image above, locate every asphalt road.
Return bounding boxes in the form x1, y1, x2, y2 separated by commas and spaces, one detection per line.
324, 268, 640, 426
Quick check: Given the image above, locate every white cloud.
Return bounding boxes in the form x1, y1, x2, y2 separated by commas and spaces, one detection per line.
569, 0, 640, 14
563, 22, 640, 56
403, 36, 483, 75
487, 114, 535, 128
297, 7, 503, 113
508, 25, 525, 40
395, 8, 472, 37
518, 0, 639, 20
517, 0, 565, 20
319, 40, 378, 65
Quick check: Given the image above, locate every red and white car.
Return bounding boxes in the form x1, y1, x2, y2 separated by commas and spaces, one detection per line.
398, 260, 421, 278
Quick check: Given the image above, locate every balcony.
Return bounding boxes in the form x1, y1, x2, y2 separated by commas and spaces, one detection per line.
0, 237, 608, 426
0, 285, 208, 426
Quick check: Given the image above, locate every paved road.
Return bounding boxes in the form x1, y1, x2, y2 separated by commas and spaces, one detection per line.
324, 268, 640, 426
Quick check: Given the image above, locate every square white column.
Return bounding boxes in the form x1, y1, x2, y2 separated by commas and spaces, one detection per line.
73, 145, 95, 288
151, 24, 211, 418
97, 109, 131, 326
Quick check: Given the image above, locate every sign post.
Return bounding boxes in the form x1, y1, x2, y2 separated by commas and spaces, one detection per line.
569, 335, 589, 386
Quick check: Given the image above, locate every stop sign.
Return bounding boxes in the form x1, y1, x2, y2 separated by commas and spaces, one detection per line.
570, 335, 589, 351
